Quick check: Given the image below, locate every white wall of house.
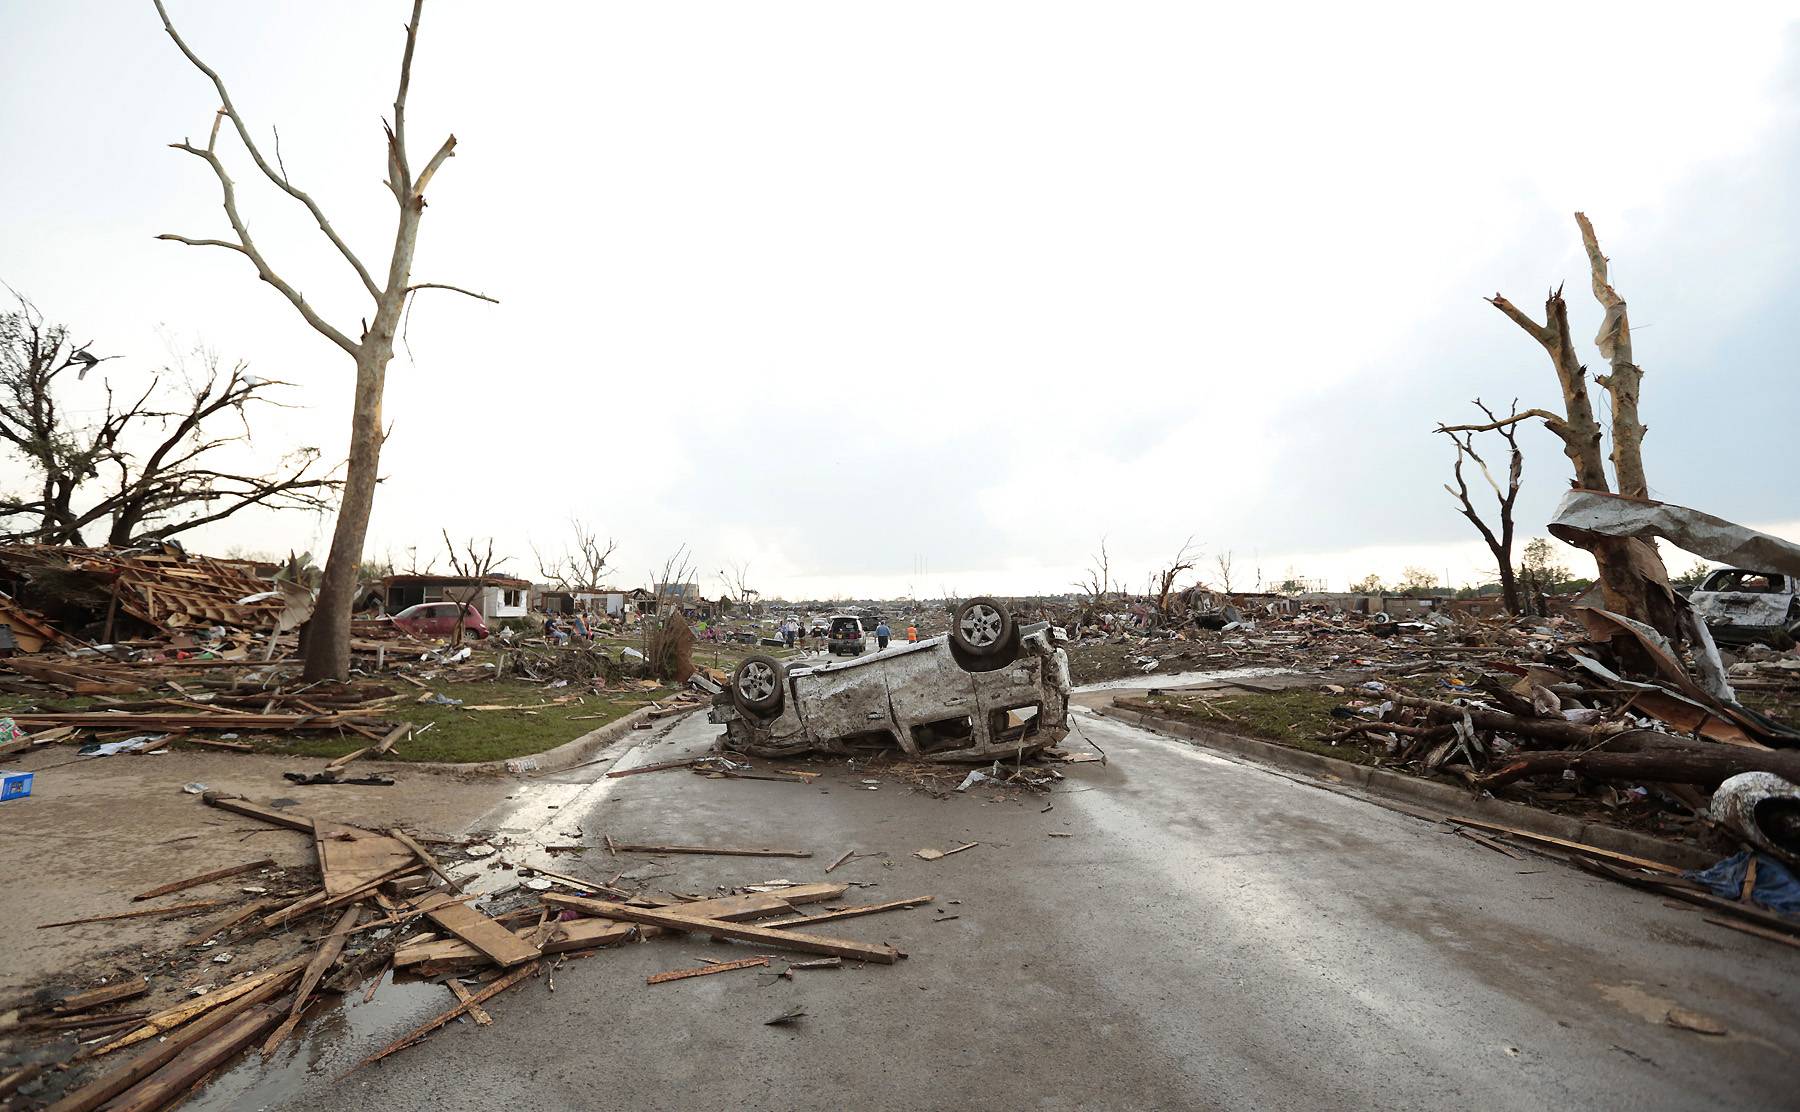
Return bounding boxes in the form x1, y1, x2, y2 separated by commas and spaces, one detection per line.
577, 591, 626, 617
483, 585, 529, 620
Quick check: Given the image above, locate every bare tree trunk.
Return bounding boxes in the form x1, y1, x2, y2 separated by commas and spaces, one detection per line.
306, 353, 387, 679
1577, 212, 1648, 499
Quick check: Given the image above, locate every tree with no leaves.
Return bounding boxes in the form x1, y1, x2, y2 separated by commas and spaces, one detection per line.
1478, 213, 1675, 638
152, 0, 494, 681
440, 532, 510, 645
1152, 537, 1197, 617
534, 519, 618, 595
1435, 398, 1524, 614
0, 294, 338, 545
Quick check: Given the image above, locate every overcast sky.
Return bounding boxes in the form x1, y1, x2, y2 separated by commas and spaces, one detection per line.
3, 2, 1798, 601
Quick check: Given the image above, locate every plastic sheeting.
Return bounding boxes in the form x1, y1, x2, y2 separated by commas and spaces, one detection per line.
1682, 850, 1800, 916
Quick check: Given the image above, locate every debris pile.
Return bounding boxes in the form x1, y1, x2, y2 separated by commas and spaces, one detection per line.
2, 791, 923, 1108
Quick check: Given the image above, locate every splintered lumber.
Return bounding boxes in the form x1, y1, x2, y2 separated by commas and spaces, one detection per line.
446, 980, 492, 1025
425, 899, 542, 967
763, 896, 934, 929
103, 999, 292, 1112
132, 858, 275, 902
184, 736, 254, 752
314, 820, 417, 899
647, 956, 769, 984
202, 792, 315, 833
50, 979, 148, 1014
546, 898, 902, 964
390, 828, 462, 891
825, 848, 855, 873
1704, 916, 1800, 950
88, 958, 307, 1057
45, 986, 298, 1112
190, 898, 280, 946
262, 905, 361, 1058
1447, 816, 1683, 875
346, 961, 539, 1073
38, 898, 230, 929
604, 758, 699, 778
1453, 828, 1524, 860
394, 918, 632, 970
915, 842, 979, 861
323, 747, 371, 773
7, 710, 392, 731
606, 841, 812, 858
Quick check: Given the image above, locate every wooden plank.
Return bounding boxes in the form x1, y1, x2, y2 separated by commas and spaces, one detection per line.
425, 899, 542, 967
345, 962, 538, 1073
394, 918, 633, 969
1448, 816, 1682, 875
104, 1000, 290, 1112
132, 858, 274, 902
446, 980, 492, 1025
545, 897, 901, 964
44, 977, 296, 1112
1704, 915, 1800, 950
1451, 828, 1525, 861
313, 820, 417, 899
606, 841, 812, 858
604, 757, 698, 778
38, 898, 230, 929
825, 848, 855, 873
202, 794, 316, 833
49, 978, 148, 1014
183, 736, 254, 752
87, 959, 306, 1057
390, 829, 462, 891
763, 895, 934, 929
322, 747, 371, 773
914, 842, 979, 861
647, 956, 769, 984
261, 905, 360, 1058
189, 898, 280, 947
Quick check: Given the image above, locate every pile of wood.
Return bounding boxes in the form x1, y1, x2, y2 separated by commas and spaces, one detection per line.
26, 794, 920, 1109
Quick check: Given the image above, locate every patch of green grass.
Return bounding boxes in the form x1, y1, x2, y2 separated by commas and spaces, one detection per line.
210, 679, 672, 765
1145, 688, 1382, 766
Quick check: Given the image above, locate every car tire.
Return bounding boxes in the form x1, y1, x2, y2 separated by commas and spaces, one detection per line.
951, 597, 1014, 658
732, 655, 785, 715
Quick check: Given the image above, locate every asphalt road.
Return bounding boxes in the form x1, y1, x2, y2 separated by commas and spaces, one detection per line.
194, 706, 1799, 1112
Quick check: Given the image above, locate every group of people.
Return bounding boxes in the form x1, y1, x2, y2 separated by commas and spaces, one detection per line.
776, 616, 918, 655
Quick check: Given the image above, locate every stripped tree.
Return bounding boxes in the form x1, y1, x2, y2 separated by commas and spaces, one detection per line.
152, 0, 494, 681
1467, 212, 1676, 639
0, 296, 337, 545
1152, 536, 1198, 619
533, 519, 618, 596
440, 532, 510, 646
1435, 398, 1523, 614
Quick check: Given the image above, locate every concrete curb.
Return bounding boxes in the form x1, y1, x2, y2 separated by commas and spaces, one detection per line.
425, 705, 684, 776
1093, 702, 1719, 872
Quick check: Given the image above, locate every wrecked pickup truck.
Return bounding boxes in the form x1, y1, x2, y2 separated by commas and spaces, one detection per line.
710, 598, 1072, 761
1689, 568, 1800, 646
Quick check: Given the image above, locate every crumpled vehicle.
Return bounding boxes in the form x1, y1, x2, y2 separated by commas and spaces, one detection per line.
1689, 568, 1800, 645
709, 598, 1072, 761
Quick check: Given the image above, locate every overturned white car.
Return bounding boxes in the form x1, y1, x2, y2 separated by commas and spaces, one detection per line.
710, 598, 1073, 761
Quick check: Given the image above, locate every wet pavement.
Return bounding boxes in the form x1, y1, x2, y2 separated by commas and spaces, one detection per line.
188, 701, 1799, 1112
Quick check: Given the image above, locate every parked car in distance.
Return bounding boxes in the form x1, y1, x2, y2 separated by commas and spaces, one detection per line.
827, 614, 866, 656
1689, 568, 1800, 645
711, 597, 1072, 762
390, 602, 489, 640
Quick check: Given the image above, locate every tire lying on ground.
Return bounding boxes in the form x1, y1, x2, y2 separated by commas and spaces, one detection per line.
732, 654, 786, 715
949, 597, 1020, 670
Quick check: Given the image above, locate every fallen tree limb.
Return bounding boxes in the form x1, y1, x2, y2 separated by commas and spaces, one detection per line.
1391, 693, 1627, 747
1477, 738, 1800, 790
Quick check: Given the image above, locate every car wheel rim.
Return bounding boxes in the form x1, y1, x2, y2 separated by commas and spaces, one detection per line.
959, 604, 1003, 648
739, 662, 777, 701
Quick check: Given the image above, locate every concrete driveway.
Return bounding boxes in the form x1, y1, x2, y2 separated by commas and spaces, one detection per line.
191, 706, 1798, 1111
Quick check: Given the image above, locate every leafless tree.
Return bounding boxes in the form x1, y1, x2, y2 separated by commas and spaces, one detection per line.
1485, 212, 1675, 639
1153, 536, 1197, 617
720, 561, 759, 615
1214, 550, 1236, 595
0, 294, 338, 545
1435, 398, 1524, 614
1075, 537, 1113, 622
645, 545, 698, 680
153, 0, 495, 682
533, 519, 617, 595
440, 531, 510, 645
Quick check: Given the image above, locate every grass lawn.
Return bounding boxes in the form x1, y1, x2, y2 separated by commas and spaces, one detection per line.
1142, 688, 1383, 766
250, 678, 676, 764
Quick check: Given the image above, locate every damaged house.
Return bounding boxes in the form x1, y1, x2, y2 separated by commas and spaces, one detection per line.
379, 573, 531, 623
